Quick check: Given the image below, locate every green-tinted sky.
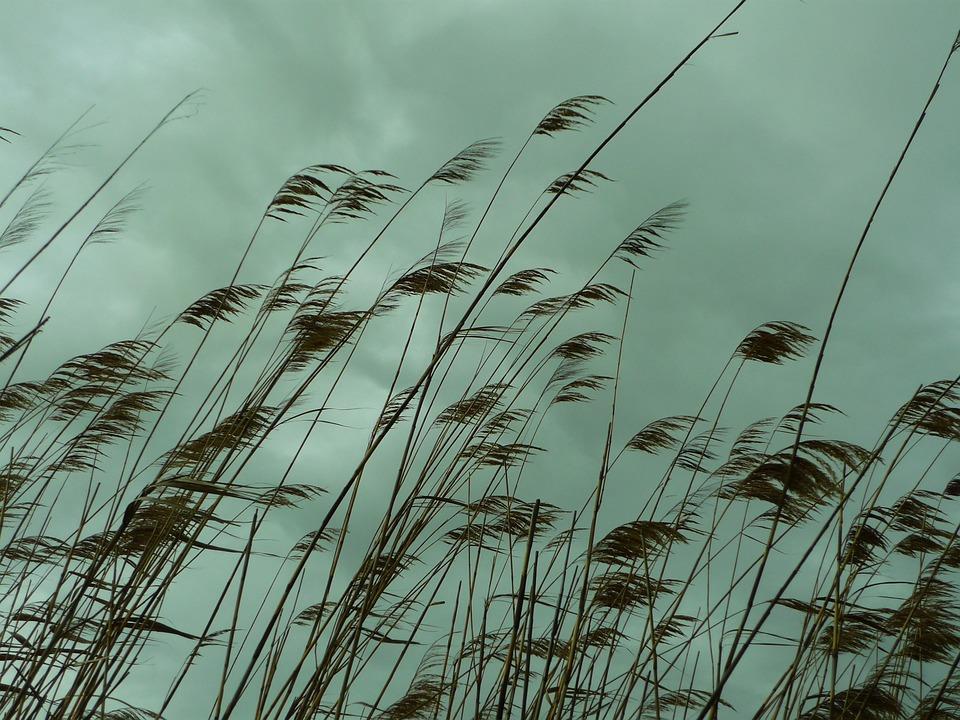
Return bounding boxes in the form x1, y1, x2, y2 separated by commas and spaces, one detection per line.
4, 0, 958, 416
2, 1, 960, 716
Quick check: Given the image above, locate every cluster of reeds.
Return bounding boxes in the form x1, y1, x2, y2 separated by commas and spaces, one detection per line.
1, 5, 959, 720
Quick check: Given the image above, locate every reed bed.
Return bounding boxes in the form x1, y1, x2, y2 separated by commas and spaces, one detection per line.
1, 5, 960, 720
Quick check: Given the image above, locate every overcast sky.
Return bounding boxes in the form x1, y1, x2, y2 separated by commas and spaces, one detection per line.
3, 0, 958, 419
2, 1, 960, 717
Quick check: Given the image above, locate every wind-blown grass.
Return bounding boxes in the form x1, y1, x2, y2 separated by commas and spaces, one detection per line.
0, 6, 959, 720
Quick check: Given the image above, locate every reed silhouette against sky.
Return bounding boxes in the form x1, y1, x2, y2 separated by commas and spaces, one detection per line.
1, 2, 960, 719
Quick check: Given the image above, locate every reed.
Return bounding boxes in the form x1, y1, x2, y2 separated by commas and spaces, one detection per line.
0, 6, 958, 720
